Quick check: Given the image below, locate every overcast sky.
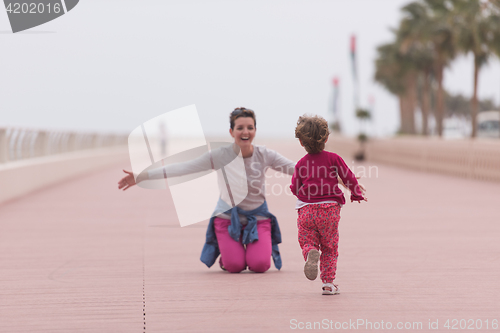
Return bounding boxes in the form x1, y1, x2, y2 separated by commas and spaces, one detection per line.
1, 0, 499, 138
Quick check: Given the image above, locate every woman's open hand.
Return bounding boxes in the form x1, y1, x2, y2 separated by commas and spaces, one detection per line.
118, 170, 136, 191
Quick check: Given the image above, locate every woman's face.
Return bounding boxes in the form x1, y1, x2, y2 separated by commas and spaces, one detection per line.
230, 117, 256, 149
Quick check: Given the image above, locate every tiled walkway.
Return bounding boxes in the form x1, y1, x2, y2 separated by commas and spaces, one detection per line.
1, 140, 499, 332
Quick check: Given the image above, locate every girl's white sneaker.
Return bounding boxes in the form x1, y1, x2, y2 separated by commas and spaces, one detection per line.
322, 283, 340, 295
304, 249, 320, 280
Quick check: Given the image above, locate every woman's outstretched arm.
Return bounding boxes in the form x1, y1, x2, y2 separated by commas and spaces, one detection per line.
267, 148, 296, 176
119, 150, 213, 190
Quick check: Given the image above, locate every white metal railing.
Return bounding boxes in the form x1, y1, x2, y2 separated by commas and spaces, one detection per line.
0, 127, 128, 164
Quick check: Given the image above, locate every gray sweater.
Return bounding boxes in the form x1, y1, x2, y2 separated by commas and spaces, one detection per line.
147, 144, 295, 222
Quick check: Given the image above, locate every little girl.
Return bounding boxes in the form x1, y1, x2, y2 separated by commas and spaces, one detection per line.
290, 115, 366, 295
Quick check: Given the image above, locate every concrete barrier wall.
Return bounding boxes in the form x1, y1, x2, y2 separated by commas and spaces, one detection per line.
0, 146, 129, 205
327, 135, 360, 162
328, 135, 500, 182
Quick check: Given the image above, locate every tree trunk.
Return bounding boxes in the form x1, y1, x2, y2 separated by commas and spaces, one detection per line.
435, 62, 445, 137
399, 95, 405, 133
399, 93, 415, 134
421, 70, 431, 136
471, 56, 479, 138
399, 95, 411, 134
407, 74, 417, 135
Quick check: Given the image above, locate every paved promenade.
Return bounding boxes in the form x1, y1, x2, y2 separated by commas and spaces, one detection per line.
1, 139, 499, 332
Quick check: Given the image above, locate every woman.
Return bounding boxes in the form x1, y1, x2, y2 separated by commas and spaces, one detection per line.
118, 107, 295, 273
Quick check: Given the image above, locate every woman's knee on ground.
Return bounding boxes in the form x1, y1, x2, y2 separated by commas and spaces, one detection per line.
247, 256, 271, 273
222, 258, 246, 273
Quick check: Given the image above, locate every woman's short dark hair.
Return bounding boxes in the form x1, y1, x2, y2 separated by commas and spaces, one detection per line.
230, 107, 256, 130
295, 115, 330, 154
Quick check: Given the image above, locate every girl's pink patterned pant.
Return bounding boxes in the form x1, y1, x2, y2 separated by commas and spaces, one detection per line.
297, 203, 341, 283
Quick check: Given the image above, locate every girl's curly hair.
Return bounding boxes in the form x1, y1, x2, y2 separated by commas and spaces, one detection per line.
295, 115, 330, 154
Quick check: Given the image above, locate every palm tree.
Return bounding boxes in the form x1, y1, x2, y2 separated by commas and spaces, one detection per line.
398, 2, 436, 135
398, 0, 457, 137
453, 0, 500, 137
426, 0, 458, 137
417, 54, 434, 136
375, 37, 424, 135
374, 42, 415, 134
